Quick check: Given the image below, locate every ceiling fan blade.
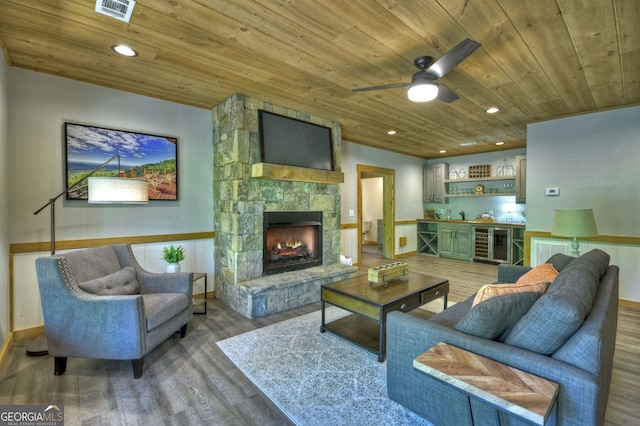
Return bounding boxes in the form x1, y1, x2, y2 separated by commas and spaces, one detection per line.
435, 84, 459, 103
352, 81, 410, 92
426, 38, 481, 79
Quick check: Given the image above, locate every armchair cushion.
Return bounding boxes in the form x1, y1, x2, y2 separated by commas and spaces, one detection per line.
78, 266, 140, 296
142, 293, 191, 331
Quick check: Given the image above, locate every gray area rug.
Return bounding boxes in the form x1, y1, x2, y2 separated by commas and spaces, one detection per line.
217, 306, 436, 426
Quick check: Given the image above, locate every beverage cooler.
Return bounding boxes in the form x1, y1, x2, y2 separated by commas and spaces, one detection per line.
473, 225, 511, 264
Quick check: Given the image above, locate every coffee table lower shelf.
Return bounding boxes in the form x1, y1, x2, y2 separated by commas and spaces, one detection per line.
321, 314, 381, 357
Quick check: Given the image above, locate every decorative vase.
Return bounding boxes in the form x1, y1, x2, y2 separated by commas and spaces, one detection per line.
166, 262, 181, 273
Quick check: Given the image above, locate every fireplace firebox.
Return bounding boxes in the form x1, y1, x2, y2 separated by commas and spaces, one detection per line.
263, 211, 323, 275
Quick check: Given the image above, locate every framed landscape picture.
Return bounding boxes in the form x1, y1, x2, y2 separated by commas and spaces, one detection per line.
65, 122, 178, 201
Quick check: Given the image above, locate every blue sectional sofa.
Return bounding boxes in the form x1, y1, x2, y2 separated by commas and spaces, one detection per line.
387, 249, 618, 426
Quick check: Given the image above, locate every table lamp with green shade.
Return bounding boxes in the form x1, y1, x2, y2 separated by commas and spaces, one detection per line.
551, 209, 598, 256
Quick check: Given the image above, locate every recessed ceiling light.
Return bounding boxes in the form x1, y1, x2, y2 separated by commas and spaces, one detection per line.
459, 141, 477, 147
496, 141, 505, 146
387, 130, 397, 135
439, 150, 447, 154
485, 107, 500, 114
111, 44, 138, 57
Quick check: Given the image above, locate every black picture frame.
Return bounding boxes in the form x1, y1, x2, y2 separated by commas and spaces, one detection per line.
64, 122, 178, 201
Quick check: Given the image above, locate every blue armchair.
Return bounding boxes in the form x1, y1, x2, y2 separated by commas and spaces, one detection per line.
35, 244, 193, 378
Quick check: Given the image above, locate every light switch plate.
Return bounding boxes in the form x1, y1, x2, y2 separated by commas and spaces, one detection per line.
348, 209, 355, 217
545, 187, 559, 196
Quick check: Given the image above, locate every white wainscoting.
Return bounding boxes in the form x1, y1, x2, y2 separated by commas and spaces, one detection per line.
12, 239, 214, 332
531, 237, 640, 302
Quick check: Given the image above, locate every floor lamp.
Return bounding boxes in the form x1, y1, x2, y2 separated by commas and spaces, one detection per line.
27, 155, 148, 356
551, 209, 598, 257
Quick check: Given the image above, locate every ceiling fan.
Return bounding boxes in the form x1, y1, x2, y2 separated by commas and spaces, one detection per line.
352, 38, 481, 103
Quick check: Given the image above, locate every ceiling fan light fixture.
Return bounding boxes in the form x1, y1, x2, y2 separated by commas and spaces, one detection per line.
407, 82, 438, 102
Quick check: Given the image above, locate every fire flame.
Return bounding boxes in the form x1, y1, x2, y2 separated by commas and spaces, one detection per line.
276, 241, 303, 250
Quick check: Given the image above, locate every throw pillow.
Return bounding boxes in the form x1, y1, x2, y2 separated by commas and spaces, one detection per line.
472, 281, 550, 306
516, 263, 559, 285
78, 266, 140, 295
455, 292, 541, 340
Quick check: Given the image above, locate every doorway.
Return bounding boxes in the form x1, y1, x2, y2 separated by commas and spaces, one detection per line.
357, 164, 395, 261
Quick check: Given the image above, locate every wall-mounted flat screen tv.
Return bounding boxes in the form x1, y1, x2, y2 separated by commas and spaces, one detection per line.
258, 110, 334, 171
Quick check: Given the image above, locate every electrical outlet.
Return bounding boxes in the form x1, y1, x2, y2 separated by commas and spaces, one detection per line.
348, 209, 354, 217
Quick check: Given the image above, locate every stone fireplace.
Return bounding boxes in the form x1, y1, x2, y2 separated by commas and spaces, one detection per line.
212, 94, 357, 318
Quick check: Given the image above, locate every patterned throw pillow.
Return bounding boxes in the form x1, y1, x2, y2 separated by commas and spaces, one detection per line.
473, 281, 550, 306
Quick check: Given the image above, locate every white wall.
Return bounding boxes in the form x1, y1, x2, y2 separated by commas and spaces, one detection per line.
7, 69, 215, 331
340, 141, 424, 261
526, 106, 640, 236
0, 53, 10, 346
13, 239, 214, 330
8, 69, 214, 243
526, 106, 640, 301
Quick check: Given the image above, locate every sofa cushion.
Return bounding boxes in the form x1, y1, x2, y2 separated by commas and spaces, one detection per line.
545, 253, 575, 272
548, 249, 609, 292
515, 263, 558, 285
78, 266, 140, 295
473, 281, 549, 306
455, 292, 540, 340
503, 249, 608, 355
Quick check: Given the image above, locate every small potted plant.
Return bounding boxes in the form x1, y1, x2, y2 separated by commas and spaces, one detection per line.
163, 244, 185, 273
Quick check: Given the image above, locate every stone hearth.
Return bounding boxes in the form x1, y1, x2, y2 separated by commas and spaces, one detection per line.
212, 94, 357, 318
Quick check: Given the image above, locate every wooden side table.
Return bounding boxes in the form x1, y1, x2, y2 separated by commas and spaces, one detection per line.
414, 342, 558, 426
192, 272, 207, 315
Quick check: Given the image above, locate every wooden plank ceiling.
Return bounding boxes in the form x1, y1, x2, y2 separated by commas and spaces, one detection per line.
0, 0, 637, 159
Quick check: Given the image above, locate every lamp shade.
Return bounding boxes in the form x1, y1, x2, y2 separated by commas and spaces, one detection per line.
551, 209, 598, 237
88, 177, 149, 204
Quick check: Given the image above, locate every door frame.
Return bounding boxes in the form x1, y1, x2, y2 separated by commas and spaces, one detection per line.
357, 164, 395, 260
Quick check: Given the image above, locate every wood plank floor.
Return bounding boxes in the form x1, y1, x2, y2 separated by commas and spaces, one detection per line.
0, 253, 637, 425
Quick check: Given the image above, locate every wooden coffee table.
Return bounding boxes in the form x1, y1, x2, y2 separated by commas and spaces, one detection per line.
320, 271, 448, 361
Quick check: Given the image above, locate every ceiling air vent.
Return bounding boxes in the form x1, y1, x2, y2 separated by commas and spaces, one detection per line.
95, 0, 136, 23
